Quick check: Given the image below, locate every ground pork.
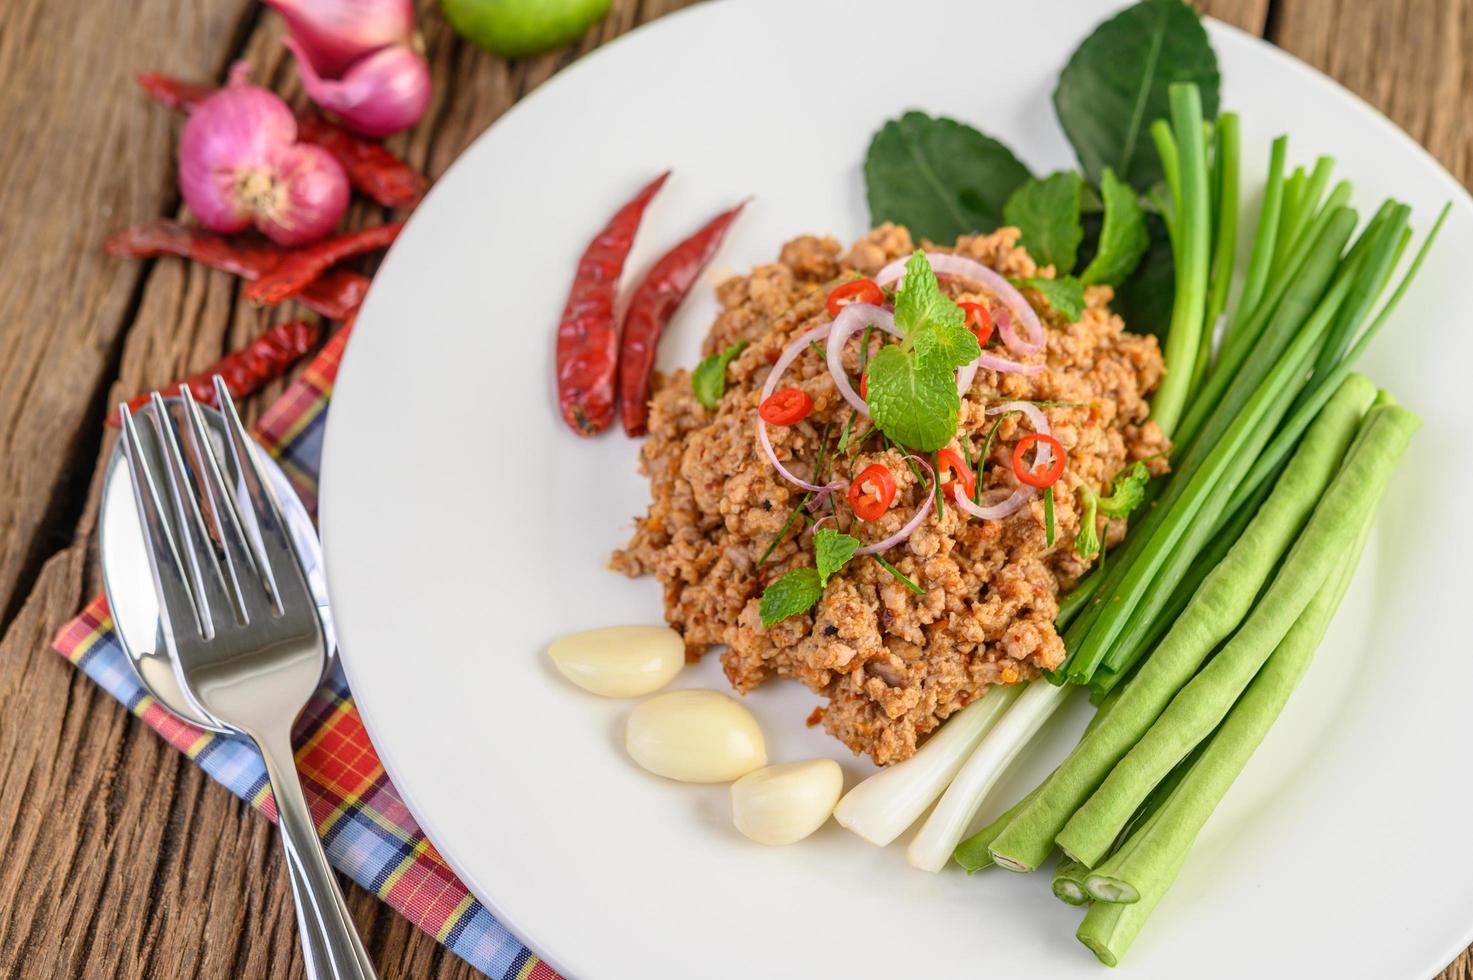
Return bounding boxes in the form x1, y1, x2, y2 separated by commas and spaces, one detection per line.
612, 225, 1168, 765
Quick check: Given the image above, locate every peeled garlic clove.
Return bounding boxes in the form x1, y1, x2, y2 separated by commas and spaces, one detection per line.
548, 625, 685, 698
625, 690, 766, 782
730, 759, 844, 846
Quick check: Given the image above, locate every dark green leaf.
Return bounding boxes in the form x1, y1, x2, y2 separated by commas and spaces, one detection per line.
759, 567, 822, 626
1082, 168, 1150, 286
864, 346, 961, 452
814, 529, 861, 586
865, 111, 1033, 242
1003, 171, 1084, 272
1014, 275, 1086, 322
691, 340, 748, 410
1054, 0, 1220, 189
1111, 211, 1175, 337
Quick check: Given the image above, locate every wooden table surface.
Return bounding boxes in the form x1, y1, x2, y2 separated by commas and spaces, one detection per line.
0, 1, 1467, 977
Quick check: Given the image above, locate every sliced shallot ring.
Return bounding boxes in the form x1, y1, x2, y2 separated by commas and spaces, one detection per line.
824, 302, 900, 415
951, 400, 1052, 521
876, 251, 1045, 355
758, 322, 847, 495
857, 457, 934, 555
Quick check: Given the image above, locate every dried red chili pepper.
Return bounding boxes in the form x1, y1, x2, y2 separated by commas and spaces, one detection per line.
244, 222, 402, 305
135, 73, 426, 208
135, 71, 215, 112
107, 320, 320, 426
555, 171, 670, 436
104, 220, 368, 320
295, 113, 426, 208
618, 201, 745, 437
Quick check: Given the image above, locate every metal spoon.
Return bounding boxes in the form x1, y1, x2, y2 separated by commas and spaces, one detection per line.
100, 397, 366, 980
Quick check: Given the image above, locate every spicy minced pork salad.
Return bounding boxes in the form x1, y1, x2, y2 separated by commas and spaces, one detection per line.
613, 226, 1167, 764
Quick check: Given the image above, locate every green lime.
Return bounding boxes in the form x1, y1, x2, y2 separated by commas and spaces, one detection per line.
440, 0, 613, 58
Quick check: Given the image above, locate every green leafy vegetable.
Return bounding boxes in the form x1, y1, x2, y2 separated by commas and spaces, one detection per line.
814, 528, 860, 586
1004, 172, 1084, 272
870, 554, 925, 595
1112, 212, 1175, 337
759, 567, 822, 626
1053, 0, 1220, 190
1098, 461, 1151, 518
895, 252, 980, 368
866, 111, 1033, 243
1014, 275, 1086, 322
1082, 168, 1149, 287
866, 348, 960, 452
691, 340, 747, 410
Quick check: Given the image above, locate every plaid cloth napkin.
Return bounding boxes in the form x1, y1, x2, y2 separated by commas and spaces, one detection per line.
52, 327, 558, 980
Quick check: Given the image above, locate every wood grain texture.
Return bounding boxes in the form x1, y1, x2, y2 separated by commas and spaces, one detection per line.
0, 1, 1465, 978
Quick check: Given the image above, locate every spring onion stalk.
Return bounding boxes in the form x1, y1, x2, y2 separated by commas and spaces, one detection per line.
832, 684, 1019, 847
907, 679, 1071, 872
1147, 84, 1212, 437
953, 683, 1125, 871
1061, 216, 1357, 686
1274, 165, 1308, 260
1189, 112, 1240, 391
1056, 404, 1419, 866
1175, 199, 1355, 456
1227, 204, 1443, 521
1274, 155, 1335, 266
1078, 514, 1380, 968
988, 375, 1375, 872
1094, 255, 1371, 678
1230, 135, 1287, 330
1052, 857, 1090, 905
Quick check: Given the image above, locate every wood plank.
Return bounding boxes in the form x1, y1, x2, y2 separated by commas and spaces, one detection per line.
0, 0, 1469, 978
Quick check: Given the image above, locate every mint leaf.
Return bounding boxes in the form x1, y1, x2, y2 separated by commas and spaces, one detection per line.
1015, 275, 1086, 322
1082, 168, 1149, 287
691, 340, 747, 410
1098, 461, 1150, 517
814, 528, 860, 586
759, 567, 822, 626
865, 346, 960, 452
1054, 0, 1220, 189
1003, 172, 1084, 272
865, 112, 1033, 242
894, 253, 979, 370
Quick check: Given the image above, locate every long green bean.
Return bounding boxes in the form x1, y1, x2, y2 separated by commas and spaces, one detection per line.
988, 374, 1375, 873
1057, 404, 1419, 865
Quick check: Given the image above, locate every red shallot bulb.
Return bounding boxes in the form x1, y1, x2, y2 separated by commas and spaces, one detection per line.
177, 66, 349, 246
286, 39, 430, 138
263, 0, 415, 78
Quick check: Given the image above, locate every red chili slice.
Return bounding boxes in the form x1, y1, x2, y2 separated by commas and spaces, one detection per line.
859, 372, 868, 400
826, 278, 885, 317
847, 463, 897, 521
1012, 433, 1067, 488
935, 448, 976, 500
960, 302, 994, 346
759, 387, 813, 426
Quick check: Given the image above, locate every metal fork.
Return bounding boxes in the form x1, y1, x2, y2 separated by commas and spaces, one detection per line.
118, 378, 377, 980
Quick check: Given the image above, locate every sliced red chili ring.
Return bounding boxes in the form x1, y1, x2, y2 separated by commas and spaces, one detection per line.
1012, 433, 1067, 488
960, 302, 994, 347
759, 387, 814, 426
847, 463, 897, 521
935, 448, 976, 499
826, 278, 885, 317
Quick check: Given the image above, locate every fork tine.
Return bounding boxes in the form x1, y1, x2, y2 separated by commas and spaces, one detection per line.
212, 377, 312, 613
149, 391, 238, 635
118, 403, 203, 641
178, 386, 270, 617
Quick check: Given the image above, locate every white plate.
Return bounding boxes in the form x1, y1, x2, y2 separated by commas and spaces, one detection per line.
319, 2, 1473, 977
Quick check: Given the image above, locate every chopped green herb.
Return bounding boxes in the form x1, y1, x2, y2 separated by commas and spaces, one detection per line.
932, 451, 947, 518
1044, 486, 1057, 546
1098, 461, 1151, 518
759, 567, 823, 626
836, 411, 861, 454
815, 528, 861, 585
1003, 171, 1085, 272
691, 340, 747, 410
808, 340, 828, 360
1076, 488, 1102, 559
870, 554, 925, 595
755, 500, 808, 569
